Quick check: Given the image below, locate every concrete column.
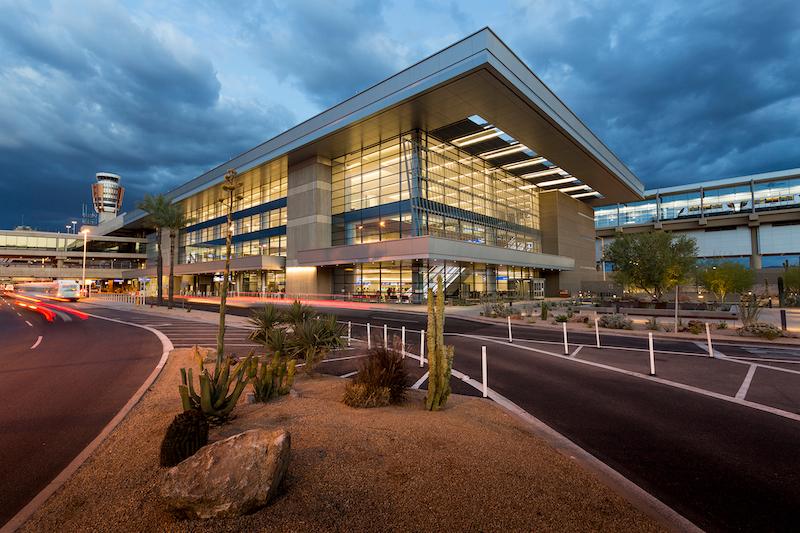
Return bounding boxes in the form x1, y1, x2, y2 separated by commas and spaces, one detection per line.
285, 156, 333, 296
749, 225, 762, 270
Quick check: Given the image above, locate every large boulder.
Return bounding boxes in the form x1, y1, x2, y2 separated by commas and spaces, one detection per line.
160, 428, 290, 519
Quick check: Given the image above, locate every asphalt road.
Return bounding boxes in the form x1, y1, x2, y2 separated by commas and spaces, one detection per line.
0, 296, 163, 528
177, 299, 800, 531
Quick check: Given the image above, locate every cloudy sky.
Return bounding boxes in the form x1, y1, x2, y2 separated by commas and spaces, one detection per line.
1, 0, 799, 230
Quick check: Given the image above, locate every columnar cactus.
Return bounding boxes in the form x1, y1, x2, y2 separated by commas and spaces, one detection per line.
425, 276, 454, 411
249, 352, 296, 402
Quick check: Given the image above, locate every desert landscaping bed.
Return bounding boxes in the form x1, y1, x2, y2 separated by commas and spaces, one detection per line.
21, 347, 661, 532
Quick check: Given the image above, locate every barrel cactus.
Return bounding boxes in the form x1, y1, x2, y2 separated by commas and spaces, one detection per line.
159, 409, 209, 467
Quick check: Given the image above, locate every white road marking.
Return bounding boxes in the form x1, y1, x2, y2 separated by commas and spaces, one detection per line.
570, 345, 583, 358
295, 353, 369, 367
464, 334, 800, 423
30, 336, 43, 349
411, 371, 430, 389
693, 341, 725, 357
340, 370, 358, 378
25, 321, 33, 327
735, 365, 758, 400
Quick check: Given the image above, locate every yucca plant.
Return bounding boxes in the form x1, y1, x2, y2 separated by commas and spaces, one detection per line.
248, 304, 283, 344
178, 346, 254, 424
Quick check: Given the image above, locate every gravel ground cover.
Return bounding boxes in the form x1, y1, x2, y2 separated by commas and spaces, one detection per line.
21, 348, 662, 532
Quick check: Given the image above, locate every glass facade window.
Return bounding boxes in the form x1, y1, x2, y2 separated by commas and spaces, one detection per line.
178, 157, 288, 264
594, 205, 619, 228
332, 260, 542, 302
659, 191, 702, 220
331, 132, 541, 253
753, 178, 800, 212
702, 185, 752, 216
618, 200, 657, 225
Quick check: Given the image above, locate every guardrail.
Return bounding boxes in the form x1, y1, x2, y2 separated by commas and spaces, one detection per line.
94, 293, 146, 305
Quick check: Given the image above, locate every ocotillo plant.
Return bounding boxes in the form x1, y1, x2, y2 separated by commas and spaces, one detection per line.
425, 276, 454, 411
179, 346, 254, 424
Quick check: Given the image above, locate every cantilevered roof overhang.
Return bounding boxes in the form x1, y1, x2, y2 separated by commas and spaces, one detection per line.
118, 27, 643, 231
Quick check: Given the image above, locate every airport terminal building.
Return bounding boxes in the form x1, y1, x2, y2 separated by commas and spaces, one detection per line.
102, 28, 646, 301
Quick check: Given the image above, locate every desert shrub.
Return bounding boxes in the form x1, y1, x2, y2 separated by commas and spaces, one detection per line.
159, 410, 208, 467
343, 383, 391, 408
348, 345, 408, 406
738, 294, 761, 326
738, 322, 783, 340
681, 320, 704, 335
554, 314, 569, 323
716, 321, 729, 330
645, 317, 659, 330
598, 313, 633, 330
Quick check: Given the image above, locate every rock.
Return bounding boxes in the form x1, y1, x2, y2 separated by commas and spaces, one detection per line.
160, 428, 290, 519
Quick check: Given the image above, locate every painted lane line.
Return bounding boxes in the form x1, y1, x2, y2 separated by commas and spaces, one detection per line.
735, 365, 758, 400
25, 321, 33, 327
694, 341, 725, 358
411, 371, 430, 389
30, 335, 43, 349
339, 370, 358, 378
569, 345, 583, 358
295, 353, 369, 368
467, 334, 800, 423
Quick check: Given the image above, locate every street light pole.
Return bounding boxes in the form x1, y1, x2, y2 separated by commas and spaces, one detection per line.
81, 229, 89, 297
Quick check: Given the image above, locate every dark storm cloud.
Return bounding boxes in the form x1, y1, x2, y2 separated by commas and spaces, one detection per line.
510, 0, 800, 187
238, 0, 412, 106
0, 0, 293, 229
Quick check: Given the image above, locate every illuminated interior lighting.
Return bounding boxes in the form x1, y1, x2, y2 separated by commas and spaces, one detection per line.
519, 184, 538, 190
536, 176, 578, 187
571, 191, 602, 199
560, 184, 592, 193
479, 144, 528, 159
503, 157, 547, 170
522, 168, 566, 180
452, 129, 503, 147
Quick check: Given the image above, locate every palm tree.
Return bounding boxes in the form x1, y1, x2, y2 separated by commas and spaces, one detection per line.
163, 203, 192, 309
137, 194, 171, 305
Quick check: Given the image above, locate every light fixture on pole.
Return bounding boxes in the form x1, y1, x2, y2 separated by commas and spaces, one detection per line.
71, 220, 77, 233
81, 228, 90, 297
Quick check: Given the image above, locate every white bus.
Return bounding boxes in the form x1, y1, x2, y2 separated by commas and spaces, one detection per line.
14, 280, 81, 301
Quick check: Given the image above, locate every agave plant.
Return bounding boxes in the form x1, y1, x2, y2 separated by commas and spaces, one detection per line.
289, 314, 345, 374
284, 299, 316, 328
248, 303, 283, 344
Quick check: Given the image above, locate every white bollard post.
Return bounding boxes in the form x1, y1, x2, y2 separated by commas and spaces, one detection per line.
482, 346, 488, 398
367, 323, 371, 349
347, 321, 352, 347
648, 332, 656, 376
705, 322, 713, 358
384, 324, 388, 348
507, 316, 513, 343
401, 326, 406, 358
563, 322, 569, 354
595, 317, 601, 348
420, 329, 425, 367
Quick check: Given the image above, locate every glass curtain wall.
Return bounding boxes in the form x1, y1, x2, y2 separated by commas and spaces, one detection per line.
179, 157, 288, 264
331, 131, 541, 252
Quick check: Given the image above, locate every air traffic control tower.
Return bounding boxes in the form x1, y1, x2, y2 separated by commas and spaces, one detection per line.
91, 172, 124, 223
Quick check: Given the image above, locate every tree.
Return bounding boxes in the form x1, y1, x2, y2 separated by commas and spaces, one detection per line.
605, 231, 698, 301
698, 261, 754, 304
784, 265, 800, 294
137, 194, 171, 305
163, 204, 192, 309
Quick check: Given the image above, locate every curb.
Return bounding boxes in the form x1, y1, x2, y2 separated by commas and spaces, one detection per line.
1, 314, 174, 533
